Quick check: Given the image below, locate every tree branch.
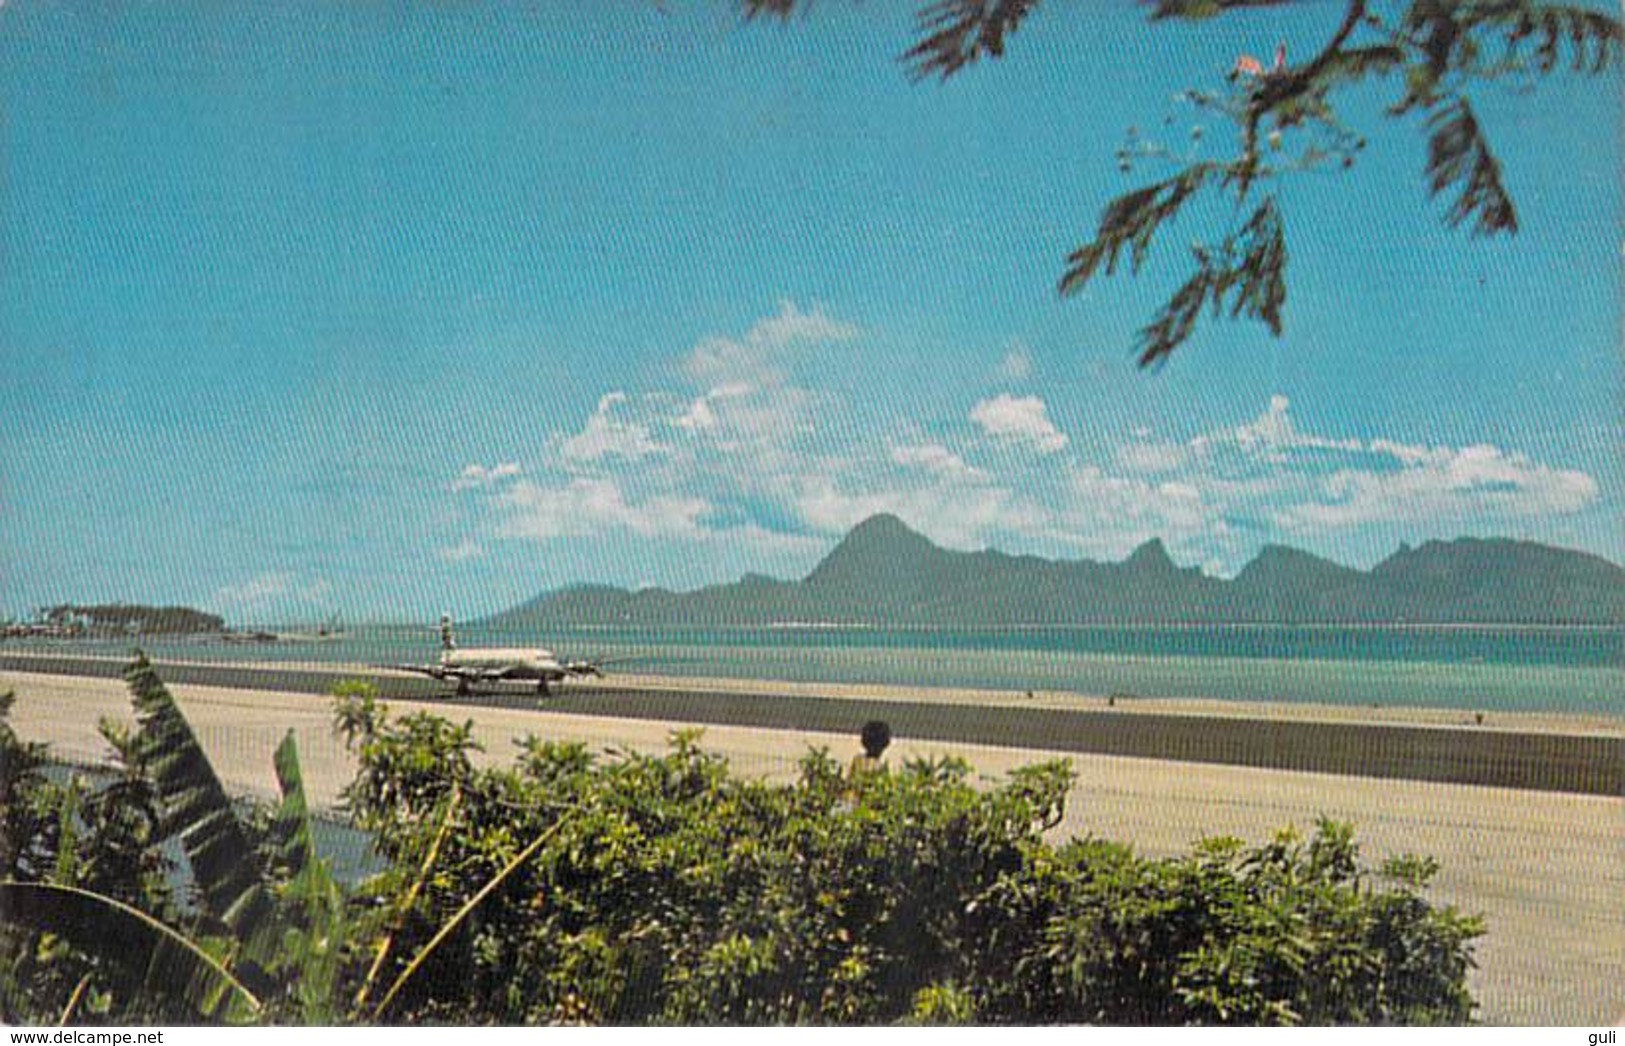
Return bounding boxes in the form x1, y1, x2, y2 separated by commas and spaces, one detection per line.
1238, 0, 1367, 193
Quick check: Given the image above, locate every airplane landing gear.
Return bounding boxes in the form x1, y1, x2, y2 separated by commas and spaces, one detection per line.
536, 680, 551, 698
456, 678, 472, 697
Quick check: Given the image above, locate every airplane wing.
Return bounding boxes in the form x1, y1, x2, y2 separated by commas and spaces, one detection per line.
376, 663, 530, 683
375, 663, 451, 679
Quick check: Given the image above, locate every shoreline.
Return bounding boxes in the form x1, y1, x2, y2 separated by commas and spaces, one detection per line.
601, 669, 1624, 736
4, 650, 1619, 737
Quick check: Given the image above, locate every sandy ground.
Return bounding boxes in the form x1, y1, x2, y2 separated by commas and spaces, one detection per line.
3, 668, 1619, 1026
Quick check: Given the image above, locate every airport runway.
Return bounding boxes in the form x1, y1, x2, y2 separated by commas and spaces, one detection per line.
4, 652, 1617, 795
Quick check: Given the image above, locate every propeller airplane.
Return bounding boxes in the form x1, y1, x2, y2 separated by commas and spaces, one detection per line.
380, 615, 615, 698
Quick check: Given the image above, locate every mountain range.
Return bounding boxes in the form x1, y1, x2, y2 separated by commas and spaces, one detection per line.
487, 514, 1625, 629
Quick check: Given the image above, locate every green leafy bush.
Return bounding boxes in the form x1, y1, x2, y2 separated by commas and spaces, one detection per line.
337, 689, 1484, 1025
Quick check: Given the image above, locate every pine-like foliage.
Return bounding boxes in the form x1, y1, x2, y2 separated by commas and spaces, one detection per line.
1147, 0, 1296, 20
903, 0, 1042, 80
1425, 98, 1516, 235
1062, 0, 1617, 364
733, 0, 1620, 367
1134, 198, 1287, 368
1059, 165, 1224, 292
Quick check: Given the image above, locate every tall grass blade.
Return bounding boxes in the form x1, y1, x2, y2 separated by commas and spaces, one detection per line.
372, 809, 571, 1021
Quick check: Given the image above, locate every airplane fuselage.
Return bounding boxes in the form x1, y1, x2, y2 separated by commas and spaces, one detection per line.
440, 647, 564, 680
379, 616, 603, 696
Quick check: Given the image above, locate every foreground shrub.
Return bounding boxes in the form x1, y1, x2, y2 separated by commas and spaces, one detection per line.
337, 689, 1483, 1025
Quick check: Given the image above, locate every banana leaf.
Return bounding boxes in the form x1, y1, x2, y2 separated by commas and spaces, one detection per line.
123, 655, 272, 936
0, 881, 263, 1020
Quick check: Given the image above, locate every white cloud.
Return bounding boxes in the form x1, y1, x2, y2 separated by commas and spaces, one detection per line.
677, 382, 754, 432
1367, 437, 1449, 467
889, 443, 985, 481
684, 300, 858, 385
561, 391, 665, 463
794, 475, 1046, 549
749, 299, 859, 349
446, 322, 1607, 587
214, 572, 333, 616
1054, 465, 1217, 555
998, 343, 1033, 381
1116, 439, 1190, 474
439, 539, 483, 563
451, 461, 521, 492
969, 394, 1068, 454
497, 477, 711, 540
1097, 394, 1603, 568
1276, 444, 1599, 529
1232, 395, 1363, 460
484, 474, 828, 577
1209, 398, 1600, 531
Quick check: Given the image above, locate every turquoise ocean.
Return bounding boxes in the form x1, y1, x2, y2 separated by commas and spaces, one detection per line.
16, 623, 1620, 716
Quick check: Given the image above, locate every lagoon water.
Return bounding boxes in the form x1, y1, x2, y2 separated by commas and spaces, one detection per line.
22, 623, 1621, 716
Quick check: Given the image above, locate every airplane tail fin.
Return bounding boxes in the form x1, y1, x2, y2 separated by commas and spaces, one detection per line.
439, 614, 457, 651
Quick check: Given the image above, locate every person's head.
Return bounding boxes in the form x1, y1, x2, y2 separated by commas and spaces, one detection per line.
860, 719, 892, 759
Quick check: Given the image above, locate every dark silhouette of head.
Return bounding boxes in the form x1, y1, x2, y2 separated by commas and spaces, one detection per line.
859, 720, 892, 759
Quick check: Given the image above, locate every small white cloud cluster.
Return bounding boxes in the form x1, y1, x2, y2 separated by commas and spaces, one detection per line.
561, 392, 665, 464
438, 539, 483, 563
677, 382, 752, 432
1278, 443, 1598, 529
214, 572, 333, 615
1118, 394, 1600, 546
1231, 394, 1363, 459
889, 443, 985, 481
451, 461, 521, 492
969, 394, 1068, 454
997, 343, 1033, 381
684, 299, 857, 386
497, 477, 710, 540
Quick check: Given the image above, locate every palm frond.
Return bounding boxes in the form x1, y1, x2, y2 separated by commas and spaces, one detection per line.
266, 731, 318, 877
247, 732, 349, 1023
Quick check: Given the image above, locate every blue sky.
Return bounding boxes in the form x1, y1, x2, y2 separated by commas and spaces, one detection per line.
2, 1, 1619, 622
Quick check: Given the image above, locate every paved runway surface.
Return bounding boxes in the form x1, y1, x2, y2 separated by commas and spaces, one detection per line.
4, 653, 1616, 795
